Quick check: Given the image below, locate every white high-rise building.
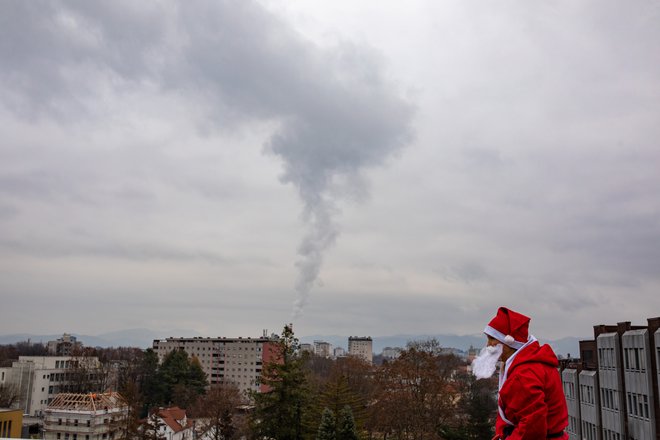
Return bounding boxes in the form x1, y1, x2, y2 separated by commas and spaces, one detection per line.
313, 341, 332, 358
348, 337, 373, 364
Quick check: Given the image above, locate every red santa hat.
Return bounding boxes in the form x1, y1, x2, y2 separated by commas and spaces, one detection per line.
484, 307, 530, 350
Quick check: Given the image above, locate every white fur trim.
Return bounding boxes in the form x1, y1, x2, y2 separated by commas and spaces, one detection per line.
504, 335, 515, 344
484, 325, 525, 350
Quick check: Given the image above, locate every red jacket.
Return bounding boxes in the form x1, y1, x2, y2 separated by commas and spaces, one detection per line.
494, 341, 568, 440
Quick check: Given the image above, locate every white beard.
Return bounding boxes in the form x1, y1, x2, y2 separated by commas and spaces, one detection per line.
471, 344, 503, 379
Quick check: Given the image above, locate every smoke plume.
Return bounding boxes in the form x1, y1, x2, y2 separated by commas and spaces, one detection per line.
267, 83, 414, 318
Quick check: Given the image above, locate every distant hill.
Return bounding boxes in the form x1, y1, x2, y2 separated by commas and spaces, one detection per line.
300, 333, 583, 358
0, 328, 201, 349
1, 330, 583, 357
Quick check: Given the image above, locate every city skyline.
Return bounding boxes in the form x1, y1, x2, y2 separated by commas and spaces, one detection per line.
1, 1, 659, 341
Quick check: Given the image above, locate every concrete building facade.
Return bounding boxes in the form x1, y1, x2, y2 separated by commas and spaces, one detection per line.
348, 337, 373, 364
313, 341, 332, 358
152, 335, 279, 395
622, 329, 657, 440
0, 356, 101, 417
597, 333, 626, 440
47, 334, 83, 357
560, 317, 660, 440
579, 370, 601, 440
562, 368, 581, 440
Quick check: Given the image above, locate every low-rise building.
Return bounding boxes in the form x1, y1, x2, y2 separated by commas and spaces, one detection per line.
1, 356, 102, 416
0, 409, 22, 438
42, 393, 128, 440
147, 407, 193, 440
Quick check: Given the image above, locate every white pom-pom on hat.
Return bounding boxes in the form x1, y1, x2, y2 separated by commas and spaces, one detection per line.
504, 335, 515, 345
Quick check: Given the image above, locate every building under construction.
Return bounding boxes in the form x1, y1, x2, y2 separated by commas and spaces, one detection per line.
42, 392, 128, 440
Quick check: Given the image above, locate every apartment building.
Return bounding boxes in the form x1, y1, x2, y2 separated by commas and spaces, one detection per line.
152, 334, 279, 395
313, 341, 332, 358
348, 337, 373, 364
47, 334, 83, 356
0, 356, 102, 416
42, 393, 128, 440
560, 317, 660, 440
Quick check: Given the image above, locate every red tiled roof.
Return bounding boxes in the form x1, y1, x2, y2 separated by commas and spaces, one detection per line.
156, 407, 193, 433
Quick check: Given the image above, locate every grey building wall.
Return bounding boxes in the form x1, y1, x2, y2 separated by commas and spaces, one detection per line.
656, 329, 660, 438
622, 329, 657, 440
152, 337, 273, 395
562, 368, 581, 440
597, 333, 626, 440
579, 370, 601, 440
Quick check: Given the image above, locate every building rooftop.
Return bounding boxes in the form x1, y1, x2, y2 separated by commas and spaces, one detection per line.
46, 392, 126, 412
154, 407, 192, 433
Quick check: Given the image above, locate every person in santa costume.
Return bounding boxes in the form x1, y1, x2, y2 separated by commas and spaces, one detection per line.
483, 307, 568, 440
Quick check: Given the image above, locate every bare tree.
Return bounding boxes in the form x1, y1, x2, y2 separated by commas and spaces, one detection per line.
68, 347, 107, 393
369, 343, 461, 440
192, 383, 245, 440
0, 383, 19, 407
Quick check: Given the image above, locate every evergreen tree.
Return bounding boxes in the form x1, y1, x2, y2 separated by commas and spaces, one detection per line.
140, 349, 162, 411
337, 405, 359, 440
316, 408, 336, 440
161, 350, 207, 407
250, 324, 311, 440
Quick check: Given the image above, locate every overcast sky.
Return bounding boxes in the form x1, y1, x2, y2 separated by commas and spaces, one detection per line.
1, 0, 659, 342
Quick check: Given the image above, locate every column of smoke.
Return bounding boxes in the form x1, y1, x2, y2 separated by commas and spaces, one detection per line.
268, 88, 414, 319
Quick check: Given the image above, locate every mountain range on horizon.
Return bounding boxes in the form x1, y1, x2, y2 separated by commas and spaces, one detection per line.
0, 328, 584, 358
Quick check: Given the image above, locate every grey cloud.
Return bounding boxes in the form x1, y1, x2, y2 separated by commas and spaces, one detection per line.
0, 236, 256, 266
0, 0, 414, 319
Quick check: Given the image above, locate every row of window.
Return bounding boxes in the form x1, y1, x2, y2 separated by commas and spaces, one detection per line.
54, 360, 80, 369
582, 421, 598, 440
0, 420, 13, 438
159, 345, 263, 352
566, 416, 579, 434
564, 381, 576, 400
602, 428, 622, 440
601, 387, 620, 411
627, 392, 650, 420
623, 347, 646, 372
580, 384, 595, 405
55, 431, 114, 440
598, 347, 616, 369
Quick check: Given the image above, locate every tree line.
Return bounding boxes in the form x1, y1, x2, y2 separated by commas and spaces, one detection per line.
0, 327, 497, 440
